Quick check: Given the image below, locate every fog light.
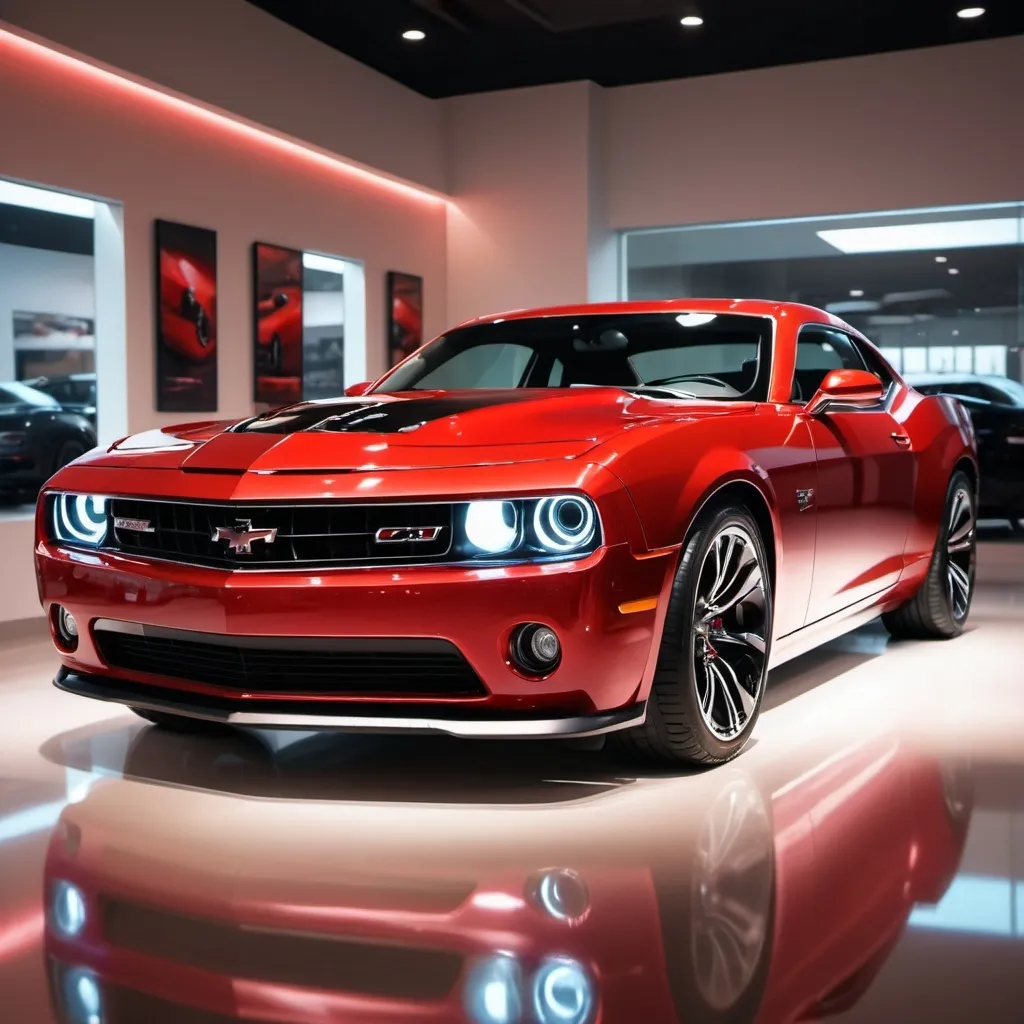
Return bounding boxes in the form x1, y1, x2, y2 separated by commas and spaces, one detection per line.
530, 869, 590, 925
51, 880, 87, 937
532, 958, 594, 1024
61, 608, 78, 638
54, 606, 79, 650
62, 967, 101, 1024
510, 624, 561, 676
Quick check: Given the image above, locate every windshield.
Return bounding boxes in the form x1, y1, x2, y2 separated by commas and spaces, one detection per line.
986, 377, 1024, 406
374, 313, 774, 402
0, 382, 60, 409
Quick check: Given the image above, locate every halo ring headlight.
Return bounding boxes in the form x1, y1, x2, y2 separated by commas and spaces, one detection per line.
532, 958, 595, 1024
53, 494, 108, 547
534, 497, 595, 553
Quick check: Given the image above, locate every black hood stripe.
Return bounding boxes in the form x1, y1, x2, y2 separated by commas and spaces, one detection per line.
235, 392, 554, 435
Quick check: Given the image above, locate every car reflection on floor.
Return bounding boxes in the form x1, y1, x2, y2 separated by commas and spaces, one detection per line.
40, 721, 971, 1024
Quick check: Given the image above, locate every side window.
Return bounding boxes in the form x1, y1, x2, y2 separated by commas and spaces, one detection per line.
546, 358, 565, 387
849, 338, 894, 391
793, 329, 866, 402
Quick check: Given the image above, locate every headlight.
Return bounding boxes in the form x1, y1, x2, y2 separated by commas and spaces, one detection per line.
50, 880, 87, 937
459, 495, 599, 563
532, 958, 595, 1024
533, 497, 595, 553
465, 955, 524, 1024
465, 500, 519, 554
52, 494, 108, 547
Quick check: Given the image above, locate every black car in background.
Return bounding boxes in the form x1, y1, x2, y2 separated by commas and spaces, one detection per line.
24, 372, 97, 426
907, 373, 1024, 531
0, 382, 96, 499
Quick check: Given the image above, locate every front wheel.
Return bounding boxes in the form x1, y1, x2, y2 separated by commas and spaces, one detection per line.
614, 506, 772, 767
883, 470, 976, 639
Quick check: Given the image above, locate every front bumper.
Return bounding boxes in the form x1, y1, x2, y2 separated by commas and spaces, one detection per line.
55, 667, 648, 737
38, 540, 673, 724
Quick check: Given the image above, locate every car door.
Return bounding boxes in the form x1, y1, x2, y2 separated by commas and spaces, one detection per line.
797, 328, 916, 624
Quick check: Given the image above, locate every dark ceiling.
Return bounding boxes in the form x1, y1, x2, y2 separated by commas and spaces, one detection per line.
245, 0, 1024, 98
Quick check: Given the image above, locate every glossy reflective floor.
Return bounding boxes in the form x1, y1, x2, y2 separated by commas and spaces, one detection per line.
1, 542, 1023, 1024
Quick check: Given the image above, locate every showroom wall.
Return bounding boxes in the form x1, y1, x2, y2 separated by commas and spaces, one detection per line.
604, 35, 1024, 230
0, 20, 447, 624
442, 34, 1024, 326
0, 0, 446, 194
0, 244, 94, 379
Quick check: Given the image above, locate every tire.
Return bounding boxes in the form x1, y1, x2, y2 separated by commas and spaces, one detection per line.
614, 505, 773, 767
130, 706, 227, 735
883, 470, 976, 640
53, 440, 86, 474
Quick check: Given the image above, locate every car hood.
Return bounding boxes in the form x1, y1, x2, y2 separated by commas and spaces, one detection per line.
83, 389, 729, 473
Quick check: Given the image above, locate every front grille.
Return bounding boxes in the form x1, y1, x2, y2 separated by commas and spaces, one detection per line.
94, 625, 487, 697
96, 898, 464, 1000
108, 498, 454, 570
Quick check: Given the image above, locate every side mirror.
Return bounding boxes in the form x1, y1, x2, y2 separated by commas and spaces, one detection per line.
805, 369, 883, 416
344, 381, 374, 397
274, 292, 289, 309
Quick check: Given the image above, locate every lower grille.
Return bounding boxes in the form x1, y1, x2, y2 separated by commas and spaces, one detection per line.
90, 897, 464, 1001
93, 624, 486, 697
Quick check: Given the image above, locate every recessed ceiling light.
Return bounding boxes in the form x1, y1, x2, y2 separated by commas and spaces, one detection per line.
935, 255, 948, 263
850, 289, 864, 297
949, 268, 960, 275
957, 7, 985, 19
402, 29, 426, 41
680, 16, 704, 27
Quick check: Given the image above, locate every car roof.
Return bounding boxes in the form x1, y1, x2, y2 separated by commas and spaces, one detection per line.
453, 299, 852, 332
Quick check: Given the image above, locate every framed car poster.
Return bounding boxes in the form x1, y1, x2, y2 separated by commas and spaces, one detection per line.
387, 271, 423, 368
253, 243, 304, 405
155, 220, 218, 412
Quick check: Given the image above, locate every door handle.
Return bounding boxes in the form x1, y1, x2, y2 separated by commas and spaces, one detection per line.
891, 432, 911, 448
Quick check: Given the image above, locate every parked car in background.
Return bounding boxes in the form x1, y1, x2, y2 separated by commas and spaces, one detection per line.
906, 373, 1024, 532
24, 373, 97, 426
0, 382, 96, 499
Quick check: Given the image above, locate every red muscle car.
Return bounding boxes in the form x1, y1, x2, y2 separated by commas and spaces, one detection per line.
41, 724, 970, 1024
35, 300, 978, 765
256, 285, 302, 376
158, 249, 216, 362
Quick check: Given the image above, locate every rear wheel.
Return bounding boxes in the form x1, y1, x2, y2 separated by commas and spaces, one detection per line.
883, 470, 976, 640
615, 506, 772, 767
53, 440, 86, 474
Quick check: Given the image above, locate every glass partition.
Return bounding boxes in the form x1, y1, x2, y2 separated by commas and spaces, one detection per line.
624, 202, 1024, 383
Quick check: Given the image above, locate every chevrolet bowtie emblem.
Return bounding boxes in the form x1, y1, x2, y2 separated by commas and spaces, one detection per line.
213, 520, 278, 555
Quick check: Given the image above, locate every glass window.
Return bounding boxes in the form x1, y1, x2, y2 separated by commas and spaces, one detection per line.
624, 200, 1024, 410
376, 313, 774, 402
793, 328, 866, 401
0, 381, 60, 409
